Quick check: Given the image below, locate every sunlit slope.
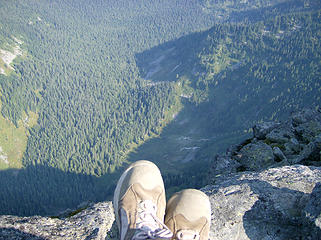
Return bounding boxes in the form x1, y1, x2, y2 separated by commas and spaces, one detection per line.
0, 99, 38, 170
0, 35, 38, 170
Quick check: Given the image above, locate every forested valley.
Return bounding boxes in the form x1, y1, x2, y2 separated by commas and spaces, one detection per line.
131, 7, 321, 196
0, 0, 320, 216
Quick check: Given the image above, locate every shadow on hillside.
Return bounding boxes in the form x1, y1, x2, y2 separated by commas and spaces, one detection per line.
134, 0, 312, 82
126, 98, 250, 198
242, 180, 321, 239
0, 228, 45, 240
0, 165, 124, 217
134, 29, 207, 83
126, 99, 249, 165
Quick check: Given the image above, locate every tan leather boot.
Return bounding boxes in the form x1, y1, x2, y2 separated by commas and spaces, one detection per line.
165, 189, 211, 240
113, 160, 173, 240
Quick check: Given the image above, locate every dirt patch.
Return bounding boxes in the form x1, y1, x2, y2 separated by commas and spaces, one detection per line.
0, 45, 22, 75
0, 146, 8, 165
13, 37, 23, 45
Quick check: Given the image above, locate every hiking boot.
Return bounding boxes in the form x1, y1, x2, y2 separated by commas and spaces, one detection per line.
113, 160, 173, 240
165, 189, 211, 240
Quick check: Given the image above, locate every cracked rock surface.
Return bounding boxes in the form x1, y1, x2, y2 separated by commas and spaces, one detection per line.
202, 165, 321, 240
0, 202, 117, 240
1, 165, 320, 240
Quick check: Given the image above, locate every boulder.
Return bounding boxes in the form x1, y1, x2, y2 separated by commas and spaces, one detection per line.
203, 165, 321, 240
273, 146, 287, 162
292, 134, 321, 165
283, 137, 301, 155
236, 142, 275, 171
210, 154, 241, 176
0, 202, 117, 240
265, 125, 295, 144
295, 121, 321, 143
291, 109, 320, 127
253, 122, 280, 140
226, 144, 242, 156
304, 182, 321, 239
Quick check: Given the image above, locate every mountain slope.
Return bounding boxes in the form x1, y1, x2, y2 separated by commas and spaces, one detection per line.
133, 10, 321, 175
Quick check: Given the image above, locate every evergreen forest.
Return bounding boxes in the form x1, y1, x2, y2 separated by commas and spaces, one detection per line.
0, 0, 320, 216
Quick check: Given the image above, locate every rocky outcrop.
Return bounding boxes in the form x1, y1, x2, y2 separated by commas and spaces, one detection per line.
0, 202, 118, 240
203, 165, 321, 240
304, 182, 321, 236
209, 109, 321, 177
237, 141, 275, 171
0, 109, 320, 239
1, 165, 320, 240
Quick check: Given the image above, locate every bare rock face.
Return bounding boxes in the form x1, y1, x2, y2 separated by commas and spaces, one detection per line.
253, 122, 281, 140
0, 202, 118, 240
304, 182, 321, 239
203, 165, 321, 240
1, 165, 320, 240
211, 109, 321, 175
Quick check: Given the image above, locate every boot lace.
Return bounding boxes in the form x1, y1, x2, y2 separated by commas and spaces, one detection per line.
176, 230, 200, 240
133, 200, 173, 240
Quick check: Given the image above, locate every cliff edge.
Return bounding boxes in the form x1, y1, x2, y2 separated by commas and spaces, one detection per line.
0, 109, 320, 239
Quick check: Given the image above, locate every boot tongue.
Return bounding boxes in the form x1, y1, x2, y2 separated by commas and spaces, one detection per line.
132, 200, 173, 240
176, 230, 200, 240
136, 200, 159, 231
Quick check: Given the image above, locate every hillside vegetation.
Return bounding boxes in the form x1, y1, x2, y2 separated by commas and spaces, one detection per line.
0, 100, 38, 170
0, 0, 320, 216
133, 9, 321, 191
0, 0, 218, 216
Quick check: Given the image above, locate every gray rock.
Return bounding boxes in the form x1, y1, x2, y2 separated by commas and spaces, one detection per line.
295, 121, 321, 143
283, 138, 301, 155
0, 202, 117, 240
210, 154, 241, 176
304, 182, 321, 237
202, 165, 321, 240
253, 122, 280, 140
1, 166, 321, 240
273, 147, 287, 161
226, 144, 241, 156
236, 142, 275, 171
291, 134, 321, 164
291, 109, 320, 127
266, 126, 295, 144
